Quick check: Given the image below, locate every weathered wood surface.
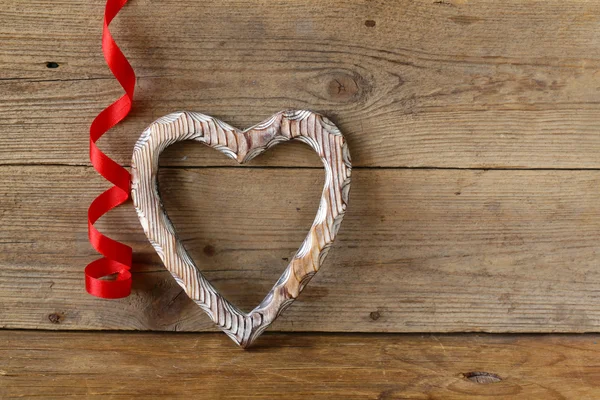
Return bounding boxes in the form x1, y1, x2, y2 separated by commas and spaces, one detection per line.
132, 110, 351, 346
1, 0, 600, 168
1, 165, 599, 332
1, 0, 600, 334
2, 331, 600, 399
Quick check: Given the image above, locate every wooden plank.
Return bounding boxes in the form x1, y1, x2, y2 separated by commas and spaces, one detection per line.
1, 165, 599, 332
1, 331, 600, 399
2, 0, 600, 168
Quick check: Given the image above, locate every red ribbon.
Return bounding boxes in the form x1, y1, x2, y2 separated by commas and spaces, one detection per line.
85, 0, 136, 298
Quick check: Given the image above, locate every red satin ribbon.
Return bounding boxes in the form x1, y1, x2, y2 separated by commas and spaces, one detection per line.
85, 0, 136, 298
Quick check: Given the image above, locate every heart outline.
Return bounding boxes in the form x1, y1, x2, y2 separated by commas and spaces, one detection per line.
131, 110, 351, 347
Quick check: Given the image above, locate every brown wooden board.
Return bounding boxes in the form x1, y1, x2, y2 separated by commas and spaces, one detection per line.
1, 0, 600, 168
3, 1, 600, 395
1, 0, 600, 335
1, 165, 599, 332
2, 331, 600, 399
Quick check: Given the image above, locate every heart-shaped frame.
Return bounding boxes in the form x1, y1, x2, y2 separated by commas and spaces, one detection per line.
131, 110, 351, 347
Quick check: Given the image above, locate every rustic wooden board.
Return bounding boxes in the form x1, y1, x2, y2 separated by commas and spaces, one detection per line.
1, 0, 600, 168
1, 0, 600, 336
2, 331, 600, 399
1, 165, 599, 332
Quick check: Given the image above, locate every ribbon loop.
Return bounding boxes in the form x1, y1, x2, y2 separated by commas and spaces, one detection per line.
86, 0, 136, 299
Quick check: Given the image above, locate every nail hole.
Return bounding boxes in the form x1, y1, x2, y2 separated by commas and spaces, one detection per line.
203, 245, 216, 257
370, 311, 381, 320
463, 372, 502, 384
46, 62, 59, 69
48, 313, 62, 324
365, 20, 376, 28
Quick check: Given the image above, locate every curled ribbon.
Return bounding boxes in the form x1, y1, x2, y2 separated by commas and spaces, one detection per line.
85, 0, 136, 298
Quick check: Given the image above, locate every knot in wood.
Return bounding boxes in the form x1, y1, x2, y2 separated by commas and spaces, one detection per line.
327, 74, 360, 102
463, 371, 502, 384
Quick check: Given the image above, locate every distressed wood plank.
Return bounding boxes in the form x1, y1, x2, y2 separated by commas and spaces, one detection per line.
1, 331, 600, 399
1, 165, 599, 332
1, 0, 600, 168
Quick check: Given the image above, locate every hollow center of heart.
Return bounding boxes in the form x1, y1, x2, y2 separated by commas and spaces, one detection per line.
158, 141, 324, 312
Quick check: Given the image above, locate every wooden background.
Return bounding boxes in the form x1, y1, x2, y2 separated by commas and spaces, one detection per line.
2, 331, 600, 399
2, 0, 600, 334
3, 0, 600, 397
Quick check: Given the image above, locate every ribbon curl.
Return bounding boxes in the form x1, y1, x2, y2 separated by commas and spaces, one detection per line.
85, 0, 136, 298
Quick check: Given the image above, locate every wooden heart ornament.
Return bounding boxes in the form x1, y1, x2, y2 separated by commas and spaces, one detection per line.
131, 110, 351, 347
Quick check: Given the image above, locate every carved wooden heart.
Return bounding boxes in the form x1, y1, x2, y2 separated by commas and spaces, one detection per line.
131, 110, 351, 347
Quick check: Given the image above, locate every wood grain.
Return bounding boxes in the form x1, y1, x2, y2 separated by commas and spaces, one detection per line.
1, 0, 600, 337
2, 331, 600, 399
1, 0, 600, 168
132, 110, 351, 346
1, 165, 599, 332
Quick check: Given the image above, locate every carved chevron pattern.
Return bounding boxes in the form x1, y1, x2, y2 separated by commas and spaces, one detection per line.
131, 110, 351, 348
